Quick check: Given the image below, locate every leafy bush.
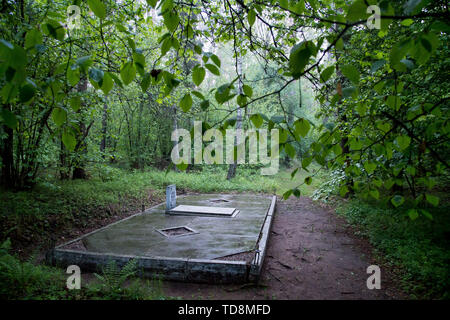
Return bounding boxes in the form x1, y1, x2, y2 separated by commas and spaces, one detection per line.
0, 239, 67, 299
311, 169, 345, 201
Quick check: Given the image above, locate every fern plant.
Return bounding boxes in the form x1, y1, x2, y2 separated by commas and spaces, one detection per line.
93, 259, 138, 299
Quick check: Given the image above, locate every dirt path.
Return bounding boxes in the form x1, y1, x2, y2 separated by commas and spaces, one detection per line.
161, 196, 405, 299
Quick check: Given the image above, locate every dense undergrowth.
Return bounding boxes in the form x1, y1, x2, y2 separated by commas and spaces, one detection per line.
333, 194, 450, 299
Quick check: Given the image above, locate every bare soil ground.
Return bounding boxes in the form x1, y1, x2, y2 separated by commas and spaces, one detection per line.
161, 196, 406, 300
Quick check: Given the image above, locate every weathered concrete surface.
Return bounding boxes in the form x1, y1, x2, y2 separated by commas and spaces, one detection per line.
80, 194, 271, 260
48, 194, 276, 283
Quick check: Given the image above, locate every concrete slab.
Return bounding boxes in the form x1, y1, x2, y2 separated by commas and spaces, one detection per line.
167, 205, 238, 217
47, 193, 276, 283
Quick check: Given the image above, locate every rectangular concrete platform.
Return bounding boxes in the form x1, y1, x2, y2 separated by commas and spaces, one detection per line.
46, 193, 276, 283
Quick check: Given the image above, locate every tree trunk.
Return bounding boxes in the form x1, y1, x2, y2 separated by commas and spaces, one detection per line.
100, 97, 108, 157
72, 77, 89, 180
0, 107, 14, 189
227, 55, 243, 180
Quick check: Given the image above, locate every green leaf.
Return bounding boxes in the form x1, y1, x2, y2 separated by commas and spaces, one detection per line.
180, 93, 192, 112
69, 97, 81, 112
289, 41, 313, 79
386, 95, 401, 110
176, 162, 188, 171
304, 176, 312, 185
430, 20, 450, 33
401, 19, 414, 27
395, 135, 411, 151
390, 40, 411, 71
291, 168, 298, 179
109, 73, 123, 88
0, 108, 17, 129
160, 38, 171, 57
346, 0, 369, 22
19, 82, 36, 103
369, 189, 379, 200
340, 64, 360, 85
237, 94, 247, 107
279, 129, 288, 143
52, 107, 67, 126
250, 113, 263, 128
391, 195, 405, 207
320, 66, 334, 83
120, 62, 136, 85
215, 83, 232, 104
194, 44, 202, 55
210, 54, 221, 68
420, 209, 433, 220
279, 0, 289, 9
243, 84, 253, 97
101, 72, 113, 95
285, 143, 296, 159
376, 121, 391, 133
384, 179, 395, 190
161, 0, 174, 12
25, 29, 42, 50
140, 72, 151, 92
67, 67, 80, 86
340, 185, 349, 197
283, 189, 293, 200
294, 118, 310, 137
248, 9, 256, 26
302, 156, 312, 169
163, 11, 179, 32
200, 100, 209, 111
191, 90, 204, 100
364, 162, 376, 174
407, 209, 419, 220
333, 144, 342, 156
205, 63, 220, 76
89, 68, 104, 84
42, 20, 66, 41
146, 0, 158, 8
75, 56, 92, 71
133, 52, 146, 76
192, 66, 206, 86
342, 86, 357, 98
425, 194, 439, 207
88, 0, 106, 19
62, 130, 76, 151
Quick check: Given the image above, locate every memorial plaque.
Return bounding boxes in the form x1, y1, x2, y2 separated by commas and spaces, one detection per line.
166, 185, 176, 210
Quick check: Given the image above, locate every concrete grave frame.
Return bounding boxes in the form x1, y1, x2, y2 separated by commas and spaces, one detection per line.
46, 195, 276, 284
